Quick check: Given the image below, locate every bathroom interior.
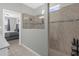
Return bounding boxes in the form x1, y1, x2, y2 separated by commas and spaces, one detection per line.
1, 3, 79, 56
1, 3, 47, 56
49, 3, 79, 56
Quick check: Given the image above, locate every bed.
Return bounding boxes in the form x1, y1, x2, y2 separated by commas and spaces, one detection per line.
5, 31, 19, 41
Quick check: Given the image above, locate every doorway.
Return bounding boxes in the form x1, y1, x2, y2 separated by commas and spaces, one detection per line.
3, 9, 21, 43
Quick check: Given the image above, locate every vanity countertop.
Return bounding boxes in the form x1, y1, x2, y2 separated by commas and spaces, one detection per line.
0, 35, 9, 50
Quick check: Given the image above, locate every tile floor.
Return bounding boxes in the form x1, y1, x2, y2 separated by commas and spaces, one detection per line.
8, 39, 36, 56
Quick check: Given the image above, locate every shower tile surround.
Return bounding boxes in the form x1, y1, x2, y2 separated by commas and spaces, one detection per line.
49, 4, 79, 55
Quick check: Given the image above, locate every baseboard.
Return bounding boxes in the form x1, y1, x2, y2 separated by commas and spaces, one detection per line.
21, 44, 40, 56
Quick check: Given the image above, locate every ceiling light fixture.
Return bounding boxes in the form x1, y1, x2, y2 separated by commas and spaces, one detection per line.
49, 4, 61, 13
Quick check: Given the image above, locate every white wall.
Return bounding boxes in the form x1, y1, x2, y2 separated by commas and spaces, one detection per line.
21, 4, 48, 56
0, 3, 48, 56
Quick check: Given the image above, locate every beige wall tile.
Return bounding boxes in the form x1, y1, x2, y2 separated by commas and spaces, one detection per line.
49, 4, 79, 55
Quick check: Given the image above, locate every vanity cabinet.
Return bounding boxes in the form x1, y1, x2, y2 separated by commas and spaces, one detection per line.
0, 48, 9, 56
0, 35, 9, 56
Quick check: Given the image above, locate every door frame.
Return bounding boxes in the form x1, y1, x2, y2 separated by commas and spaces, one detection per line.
3, 9, 22, 45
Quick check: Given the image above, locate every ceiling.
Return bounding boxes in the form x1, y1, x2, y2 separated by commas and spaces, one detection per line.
23, 3, 44, 9
49, 3, 73, 8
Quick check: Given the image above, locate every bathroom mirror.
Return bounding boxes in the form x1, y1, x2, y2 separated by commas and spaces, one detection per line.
22, 4, 45, 29
22, 14, 45, 29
